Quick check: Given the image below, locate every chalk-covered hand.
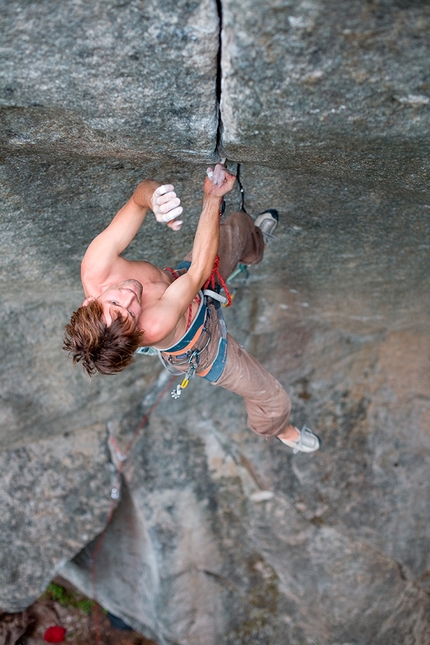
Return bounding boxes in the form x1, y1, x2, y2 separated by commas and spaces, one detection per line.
151, 184, 184, 231
204, 163, 236, 197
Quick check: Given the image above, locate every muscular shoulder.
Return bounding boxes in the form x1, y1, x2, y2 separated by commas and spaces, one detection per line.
81, 258, 161, 298
138, 301, 187, 349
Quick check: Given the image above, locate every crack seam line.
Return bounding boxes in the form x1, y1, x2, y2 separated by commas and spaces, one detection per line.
215, 0, 224, 158
213, 0, 244, 210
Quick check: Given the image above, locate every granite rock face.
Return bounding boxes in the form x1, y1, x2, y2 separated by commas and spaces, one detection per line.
1, 0, 430, 643
62, 358, 430, 645
0, 0, 219, 158
220, 0, 430, 189
0, 423, 114, 611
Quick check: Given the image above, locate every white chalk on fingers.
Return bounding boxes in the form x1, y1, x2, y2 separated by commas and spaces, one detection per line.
156, 193, 177, 207
162, 206, 183, 222
214, 163, 225, 178
160, 197, 180, 213
213, 169, 225, 187
155, 184, 174, 197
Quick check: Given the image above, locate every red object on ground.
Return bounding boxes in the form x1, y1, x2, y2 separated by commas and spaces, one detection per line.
43, 625, 67, 643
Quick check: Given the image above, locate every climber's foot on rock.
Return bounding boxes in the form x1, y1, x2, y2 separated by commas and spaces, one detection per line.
277, 424, 321, 454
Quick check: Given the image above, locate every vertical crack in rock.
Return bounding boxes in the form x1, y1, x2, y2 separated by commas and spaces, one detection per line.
215, 0, 224, 157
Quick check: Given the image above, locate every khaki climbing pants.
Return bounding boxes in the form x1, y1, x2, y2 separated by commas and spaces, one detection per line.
183, 210, 292, 439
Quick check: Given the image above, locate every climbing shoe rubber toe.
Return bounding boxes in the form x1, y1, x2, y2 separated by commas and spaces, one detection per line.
277, 424, 321, 454
254, 209, 279, 244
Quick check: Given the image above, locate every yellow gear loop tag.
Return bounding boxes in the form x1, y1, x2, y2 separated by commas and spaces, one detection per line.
171, 357, 198, 399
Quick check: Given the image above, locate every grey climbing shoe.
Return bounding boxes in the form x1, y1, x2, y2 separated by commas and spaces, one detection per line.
278, 425, 321, 454
254, 208, 279, 244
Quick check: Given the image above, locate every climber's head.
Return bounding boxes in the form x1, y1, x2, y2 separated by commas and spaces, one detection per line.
63, 282, 144, 375
88, 279, 143, 325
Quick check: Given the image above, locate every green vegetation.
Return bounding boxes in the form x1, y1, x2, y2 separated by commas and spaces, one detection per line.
45, 583, 95, 615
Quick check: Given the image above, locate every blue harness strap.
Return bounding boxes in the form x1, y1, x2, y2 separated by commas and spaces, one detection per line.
135, 260, 229, 387
175, 260, 191, 271
202, 335, 228, 383
159, 292, 208, 354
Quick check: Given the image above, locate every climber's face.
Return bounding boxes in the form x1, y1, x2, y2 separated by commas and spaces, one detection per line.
98, 280, 143, 326
83, 280, 143, 326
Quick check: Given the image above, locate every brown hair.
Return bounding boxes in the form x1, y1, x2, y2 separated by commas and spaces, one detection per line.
63, 300, 143, 375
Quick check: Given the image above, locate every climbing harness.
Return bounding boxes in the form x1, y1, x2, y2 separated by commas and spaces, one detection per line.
166, 300, 212, 399
165, 287, 228, 398
159, 281, 228, 398
136, 279, 227, 399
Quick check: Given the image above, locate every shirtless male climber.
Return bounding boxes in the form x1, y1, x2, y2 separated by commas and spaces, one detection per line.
64, 163, 321, 453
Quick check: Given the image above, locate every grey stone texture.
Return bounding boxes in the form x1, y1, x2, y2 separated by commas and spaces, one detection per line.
0, 422, 114, 611
220, 0, 430, 192
61, 357, 430, 644
1, 0, 219, 158
1, 0, 430, 643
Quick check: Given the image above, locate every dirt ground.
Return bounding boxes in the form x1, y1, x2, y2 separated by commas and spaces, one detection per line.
0, 577, 158, 645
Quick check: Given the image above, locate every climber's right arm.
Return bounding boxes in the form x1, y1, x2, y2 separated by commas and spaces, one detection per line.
81, 180, 183, 285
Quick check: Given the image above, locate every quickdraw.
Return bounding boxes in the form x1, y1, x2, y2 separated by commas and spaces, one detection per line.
171, 360, 198, 399
169, 327, 211, 398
